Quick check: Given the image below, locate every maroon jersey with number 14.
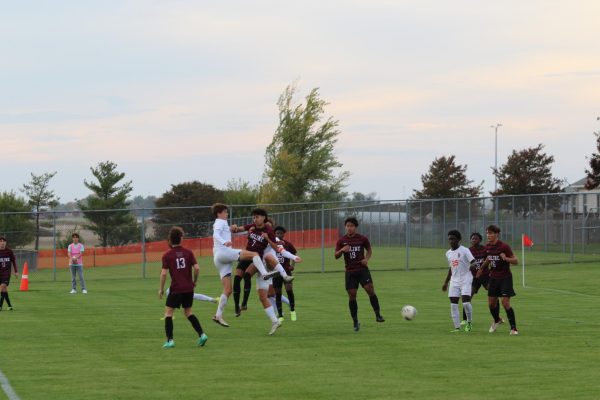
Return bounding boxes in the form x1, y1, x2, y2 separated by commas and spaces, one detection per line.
336, 234, 371, 272
485, 240, 514, 279
162, 246, 197, 294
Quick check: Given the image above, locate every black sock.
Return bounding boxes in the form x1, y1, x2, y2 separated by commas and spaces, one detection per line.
489, 304, 501, 323
275, 292, 283, 317
506, 307, 517, 330
349, 299, 358, 322
187, 314, 204, 336
0, 292, 5, 308
233, 275, 242, 309
242, 273, 252, 307
462, 308, 467, 321
165, 316, 173, 340
286, 289, 295, 311
3, 292, 11, 308
369, 295, 381, 317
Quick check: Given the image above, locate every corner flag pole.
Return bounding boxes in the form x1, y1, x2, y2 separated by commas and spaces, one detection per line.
521, 234, 525, 288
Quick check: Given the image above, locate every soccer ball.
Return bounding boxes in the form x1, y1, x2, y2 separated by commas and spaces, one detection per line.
401, 305, 417, 320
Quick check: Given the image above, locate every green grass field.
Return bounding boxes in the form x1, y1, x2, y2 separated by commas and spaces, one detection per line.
1, 247, 599, 399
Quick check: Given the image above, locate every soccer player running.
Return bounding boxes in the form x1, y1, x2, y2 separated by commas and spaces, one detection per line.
158, 227, 207, 348
477, 224, 519, 335
0, 236, 18, 311
442, 230, 477, 332
211, 203, 274, 327
273, 226, 302, 321
335, 217, 384, 332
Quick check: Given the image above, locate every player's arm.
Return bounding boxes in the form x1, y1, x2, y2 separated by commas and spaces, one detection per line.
11, 253, 18, 277
213, 227, 232, 247
477, 258, 490, 278
159, 268, 168, 299
334, 242, 349, 259
192, 263, 200, 287
442, 269, 451, 291
500, 253, 518, 265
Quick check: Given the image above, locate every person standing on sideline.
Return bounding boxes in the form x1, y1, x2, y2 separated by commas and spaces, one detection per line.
0, 236, 18, 311
335, 217, 384, 332
68, 233, 87, 294
159, 227, 208, 348
477, 224, 519, 335
442, 230, 477, 332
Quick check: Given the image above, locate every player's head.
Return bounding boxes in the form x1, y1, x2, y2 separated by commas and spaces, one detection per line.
72, 233, 80, 242
274, 226, 286, 240
0, 236, 6, 250
486, 224, 500, 243
168, 227, 184, 246
470, 232, 483, 246
251, 208, 268, 226
447, 230, 461, 249
212, 203, 229, 219
344, 217, 359, 235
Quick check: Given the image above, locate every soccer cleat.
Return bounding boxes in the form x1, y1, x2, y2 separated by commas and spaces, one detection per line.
241, 305, 248, 311
509, 329, 519, 336
283, 275, 294, 283
489, 318, 504, 333
8, 307, 14, 311
290, 311, 297, 322
269, 320, 282, 335
235, 305, 241, 317
211, 297, 219, 304
162, 340, 175, 349
82, 289, 88, 294
376, 314, 385, 323
450, 328, 461, 333
353, 320, 360, 332
460, 320, 467, 327
278, 316, 284, 323
212, 315, 230, 327
197, 333, 208, 347
70, 289, 76, 294
263, 271, 278, 280
464, 322, 473, 332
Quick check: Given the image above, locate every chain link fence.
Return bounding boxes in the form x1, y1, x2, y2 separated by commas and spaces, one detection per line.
1, 192, 598, 282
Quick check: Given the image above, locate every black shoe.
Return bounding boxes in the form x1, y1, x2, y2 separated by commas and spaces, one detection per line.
241, 305, 247, 311
235, 305, 241, 317
353, 320, 360, 332
376, 315, 385, 323
263, 271, 278, 280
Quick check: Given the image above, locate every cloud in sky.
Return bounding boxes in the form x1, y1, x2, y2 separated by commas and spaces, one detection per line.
1, 1, 599, 201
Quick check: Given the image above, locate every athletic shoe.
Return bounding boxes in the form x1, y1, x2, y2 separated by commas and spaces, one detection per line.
283, 275, 295, 283
460, 320, 467, 327
376, 315, 385, 322
211, 297, 219, 304
353, 320, 360, 332
162, 340, 175, 349
8, 307, 14, 311
278, 316, 284, 323
70, 289, 76, 294
241, 305, 248, 311
197, 333, 208, 346
509, 329, 519, 336
269, 320, 282, 335
82, 289, 88, 294
235, 305, 241, 317
263, 271, 278, 280
290, 311, 297, 321
464, 322, 473, 332
212, 315, 230, 327
450, 328, 461, 333
489, 318, 504, 333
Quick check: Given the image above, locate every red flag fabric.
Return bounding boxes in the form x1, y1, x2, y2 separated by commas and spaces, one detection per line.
522, 234, 533, 247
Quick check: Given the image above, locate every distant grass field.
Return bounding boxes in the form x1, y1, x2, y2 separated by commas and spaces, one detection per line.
1, 247, 599, 399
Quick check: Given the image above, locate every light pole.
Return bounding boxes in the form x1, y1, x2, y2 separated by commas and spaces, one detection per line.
490, 123, 502, 193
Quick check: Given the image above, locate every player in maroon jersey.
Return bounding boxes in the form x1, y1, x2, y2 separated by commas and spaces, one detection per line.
158, 227, 208, 348
477, 224, 519, 335
461, 232, 488, 324
0, 236, 18, 311
335, 217, 384, 331
273, 226, 302, 321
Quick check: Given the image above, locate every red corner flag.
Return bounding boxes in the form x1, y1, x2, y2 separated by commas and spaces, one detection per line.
522, 234, 534, 247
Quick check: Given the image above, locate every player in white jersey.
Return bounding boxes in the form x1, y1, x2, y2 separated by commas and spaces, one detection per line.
442, 230, 477, 333
211, 203, 276, 328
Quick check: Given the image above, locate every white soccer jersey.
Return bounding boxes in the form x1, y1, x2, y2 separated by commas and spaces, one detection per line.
213, 218, 232, 251
446, 245, 474, 284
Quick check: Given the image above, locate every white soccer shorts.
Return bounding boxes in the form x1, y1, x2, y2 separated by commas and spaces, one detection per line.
213, 248, 241, 279
256, 273, 272, 291
448, 278, 473, 298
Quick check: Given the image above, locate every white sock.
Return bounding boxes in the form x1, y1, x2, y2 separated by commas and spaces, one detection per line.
451, 303, 460, 328
193, 293, 214, 302
463, 302, 473, 322
216, 294, 228, 317
264, 305, 278, 323
253, 255, 269, 276
281, 295, 290, 306
269, 296, 277, 309
274, 263, 289, 278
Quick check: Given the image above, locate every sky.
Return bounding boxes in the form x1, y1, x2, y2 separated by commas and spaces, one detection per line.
2, 0, 600, 203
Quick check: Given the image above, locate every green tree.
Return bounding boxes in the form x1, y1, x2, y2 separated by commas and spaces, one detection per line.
413, 155, 483, 199
0, 192, 35, 247
78, 161, 139, 247
21, 171, 60, 250
585, 131, 600, 190
224, 178, 259, 218
261, 84, 350, 204
153, 181, 224, 240
492, 144, 563, 214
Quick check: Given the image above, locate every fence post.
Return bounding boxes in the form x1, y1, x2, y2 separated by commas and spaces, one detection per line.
544, 195, 548, 252
570, 198, 575, 263
406, 200, 410, 271
321, 203, 325, 273
141, 209, 146, 279
52, 211, 57, 282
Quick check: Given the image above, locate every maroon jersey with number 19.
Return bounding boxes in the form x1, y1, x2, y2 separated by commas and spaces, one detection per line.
162, 246, 197, 294
336, 234, 371, 272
